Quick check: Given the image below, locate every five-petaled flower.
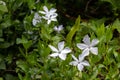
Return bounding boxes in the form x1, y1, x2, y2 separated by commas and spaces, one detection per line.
32, 13, 41, 26
69, 54, 90, 71
54, 25, 64, 33
77, 35, 99, 57
49, 41, 71, 60
39, 6, 58, 24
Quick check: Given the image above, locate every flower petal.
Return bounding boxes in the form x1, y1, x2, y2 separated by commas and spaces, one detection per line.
69, 61, 78, 66
90, 47, 98, 55
58, 25, 63, 31
49, 45, 58, 52
39, 11, 46, 14
54, 26, 58, 31
32, 13, 41, 26
83, 35, 90, 45
51, 18, 57, 21
43, 6, 48, 12
50, 53, 59, 58
34, 13, 40, 18
59, 53, 67, 60
77, 43, 88, 50
81, 48, 90, 57
32, 19, 37, 26
47, 20, 51, 24
61, 47, 71, 54
91, 39, 99, 46
78, 64, 84, 71
42, 16, 48, 20
51, 13, 58, 18
81, 60, 90, 66
33, 19, 40, 26
50, 8, 57, 13
58, 41, 64, 51
71, 54, 78, 61
78, 54, 85, 62
54, 25, 63, 33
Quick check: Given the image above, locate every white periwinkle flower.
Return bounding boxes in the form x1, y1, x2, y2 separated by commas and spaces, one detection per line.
39, 6, 58, 24
32, 13, 42, 26
49, 41, 71, 60
54, 25, 64, 33
69, 54, 90, 71
77, 35, 99, 57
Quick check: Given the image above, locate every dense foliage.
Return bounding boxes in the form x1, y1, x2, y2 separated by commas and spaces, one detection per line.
0, 0, 120, 80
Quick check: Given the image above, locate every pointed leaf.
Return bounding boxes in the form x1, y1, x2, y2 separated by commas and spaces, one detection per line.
66, 16, 80, 44
0, 5, 8, 12
112, 19, 120, 33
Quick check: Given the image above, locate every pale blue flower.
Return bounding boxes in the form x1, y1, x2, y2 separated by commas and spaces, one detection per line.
69, 54, 90, 71
54, 25, 64, 33
49, 41, 71, 60
39, 6, 58, 24
32, 13, 41, 26
77, 35, 99, 57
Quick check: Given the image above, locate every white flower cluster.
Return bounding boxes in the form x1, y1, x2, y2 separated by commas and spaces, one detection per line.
32, 5, 99, 72
32, 6, 58, 26
70, 35, 99, 71
39, 6, 58, 24
49, 35, 99, 71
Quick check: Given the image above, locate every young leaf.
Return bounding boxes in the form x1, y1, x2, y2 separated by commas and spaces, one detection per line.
112, 19, 120, 33
96, 23, 105, 37
16, 60, 29, 72
23, 40, 32, 50
105, 27, 113, 42
66, 16, 80, 44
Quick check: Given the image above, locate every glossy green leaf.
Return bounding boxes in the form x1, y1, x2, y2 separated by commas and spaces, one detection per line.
0, 77, 3, 80
23, 40, 32, 50
0, 5, 8, 12
16, 37, 28, 44
18, 73, 23, 80
66, 16, 80, 44
105, 27, 113, 42
26, 53, 37, 65
0, 61, 6, 69
16, 60, 29, 72
97, 23, 105, 37
112, 19, 120, 33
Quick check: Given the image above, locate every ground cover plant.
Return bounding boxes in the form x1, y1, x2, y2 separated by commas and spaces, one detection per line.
0, 0, 120, 80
